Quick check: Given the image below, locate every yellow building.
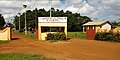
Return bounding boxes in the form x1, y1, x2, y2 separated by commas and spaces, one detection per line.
0, 27, 11, 40
83, 20, 112, 32
82, 20, 112, 40
37, 17, 67, 40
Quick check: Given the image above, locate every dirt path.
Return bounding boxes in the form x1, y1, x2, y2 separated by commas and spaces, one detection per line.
0, 33, 120, 60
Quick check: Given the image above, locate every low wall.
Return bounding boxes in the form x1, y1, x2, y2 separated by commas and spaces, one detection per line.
0, 27, 11, 40
113, 27, 120, 32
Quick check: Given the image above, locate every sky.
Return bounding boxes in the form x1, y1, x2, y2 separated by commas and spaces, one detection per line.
0, 0, 120, 23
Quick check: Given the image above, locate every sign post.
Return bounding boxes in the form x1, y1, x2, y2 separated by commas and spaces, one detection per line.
38, 17, 67, 23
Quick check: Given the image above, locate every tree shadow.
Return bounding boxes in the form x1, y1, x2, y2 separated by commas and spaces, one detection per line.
11, 38, 18, 40
67, 38, 71, 40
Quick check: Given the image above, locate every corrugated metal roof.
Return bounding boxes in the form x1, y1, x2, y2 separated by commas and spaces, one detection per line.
83, 20, 108, 26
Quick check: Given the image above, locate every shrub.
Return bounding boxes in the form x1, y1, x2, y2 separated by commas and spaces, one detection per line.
46, 32, 66, 40
46, 33, 54, 40
95, 31, 120, 42
112, 32, 120, 42
59, 32, 66, 40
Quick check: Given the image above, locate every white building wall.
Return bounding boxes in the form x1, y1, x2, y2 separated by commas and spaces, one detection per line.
101, 23, 111, 30
38, 23, 67, 27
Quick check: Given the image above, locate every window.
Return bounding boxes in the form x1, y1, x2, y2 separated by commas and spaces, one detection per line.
41, 27, 64, 32
88, 26, 94, 30
41, 27, 50, 32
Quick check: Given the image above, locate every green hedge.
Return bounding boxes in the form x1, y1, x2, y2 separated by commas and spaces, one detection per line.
0, 54, 54, 60
46, 32, 66, 40
95, 31, 120, 42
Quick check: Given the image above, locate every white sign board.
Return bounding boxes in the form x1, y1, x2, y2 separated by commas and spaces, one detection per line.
38, 17, 67, 23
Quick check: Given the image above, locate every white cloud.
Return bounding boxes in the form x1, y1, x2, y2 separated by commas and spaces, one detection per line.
76, 1, 95, 14
71, 0, 83, 4
102, 0, 120, 5
64, 0, 83, 4
51, 0, 61, 6
3, 14, 14, 20
0, 0, 120, 22
64, 5, 78, 13
0, 1, 24, 9
64, 1, 95, 15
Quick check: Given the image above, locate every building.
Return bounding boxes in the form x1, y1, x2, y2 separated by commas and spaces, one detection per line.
37, 17, 67, 40
82, 20, 112, 40
0, 26, 11, 40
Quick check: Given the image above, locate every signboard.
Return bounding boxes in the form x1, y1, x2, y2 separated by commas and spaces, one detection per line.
38, 17, 67, 23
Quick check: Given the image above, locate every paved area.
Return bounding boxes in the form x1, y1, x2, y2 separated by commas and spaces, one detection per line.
0, 33, 120, 60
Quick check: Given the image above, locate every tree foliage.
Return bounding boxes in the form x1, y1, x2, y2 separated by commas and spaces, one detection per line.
112, 21, 120, 26
112, 18, 120, 26
0, 14, 5, 28
14, 8, 91, 32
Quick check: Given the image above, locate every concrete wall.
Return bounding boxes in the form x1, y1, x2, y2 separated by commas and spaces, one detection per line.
0, 27, 11, 40
96, 23, 111, 32
96, 26, 101, 32
101, 23, 111, 30
113, 26, 120, 32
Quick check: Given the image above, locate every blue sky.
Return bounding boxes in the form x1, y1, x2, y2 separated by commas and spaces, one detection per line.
0, 0, 120, 23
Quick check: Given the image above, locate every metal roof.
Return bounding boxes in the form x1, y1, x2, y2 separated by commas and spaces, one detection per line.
82, 20, 109, 26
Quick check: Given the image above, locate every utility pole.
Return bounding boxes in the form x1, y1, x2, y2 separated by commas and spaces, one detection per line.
50, 0, 52, 32
50, 0, 51, 17
18, 13, 21, 32
23, 5, 27, 34
35, 8, 38, 39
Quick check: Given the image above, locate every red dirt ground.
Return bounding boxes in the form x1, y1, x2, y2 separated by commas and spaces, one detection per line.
0, 33, 120, 60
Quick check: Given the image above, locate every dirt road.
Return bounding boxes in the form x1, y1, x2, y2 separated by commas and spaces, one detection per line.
0, 33, 120, 60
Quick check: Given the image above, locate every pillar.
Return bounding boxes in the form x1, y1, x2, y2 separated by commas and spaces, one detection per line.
7, 27, 11, 40
38, 26, 42, 40
64, 26, 67, 39
83, 27, 85, 32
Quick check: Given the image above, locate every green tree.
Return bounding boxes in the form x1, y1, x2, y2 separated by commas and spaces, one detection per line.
14, 15, 19, 30
0, 14, 5, 28
14, 8, 91, 32
112, 18, 120, 26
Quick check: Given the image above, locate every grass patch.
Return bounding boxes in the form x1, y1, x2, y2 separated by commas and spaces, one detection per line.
14, 31, 36, 39
0, 41, 10, 44
67, 32, 86, 39
14, 31, 86, 39
0, 54, 55, 60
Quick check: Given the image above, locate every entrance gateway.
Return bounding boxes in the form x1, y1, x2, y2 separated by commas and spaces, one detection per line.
37, 17, 67, 40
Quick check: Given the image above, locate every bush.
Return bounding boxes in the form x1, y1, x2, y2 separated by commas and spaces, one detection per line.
46, 33, 54, 40
95, 31, 120, 42
46, 32, 66, 40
